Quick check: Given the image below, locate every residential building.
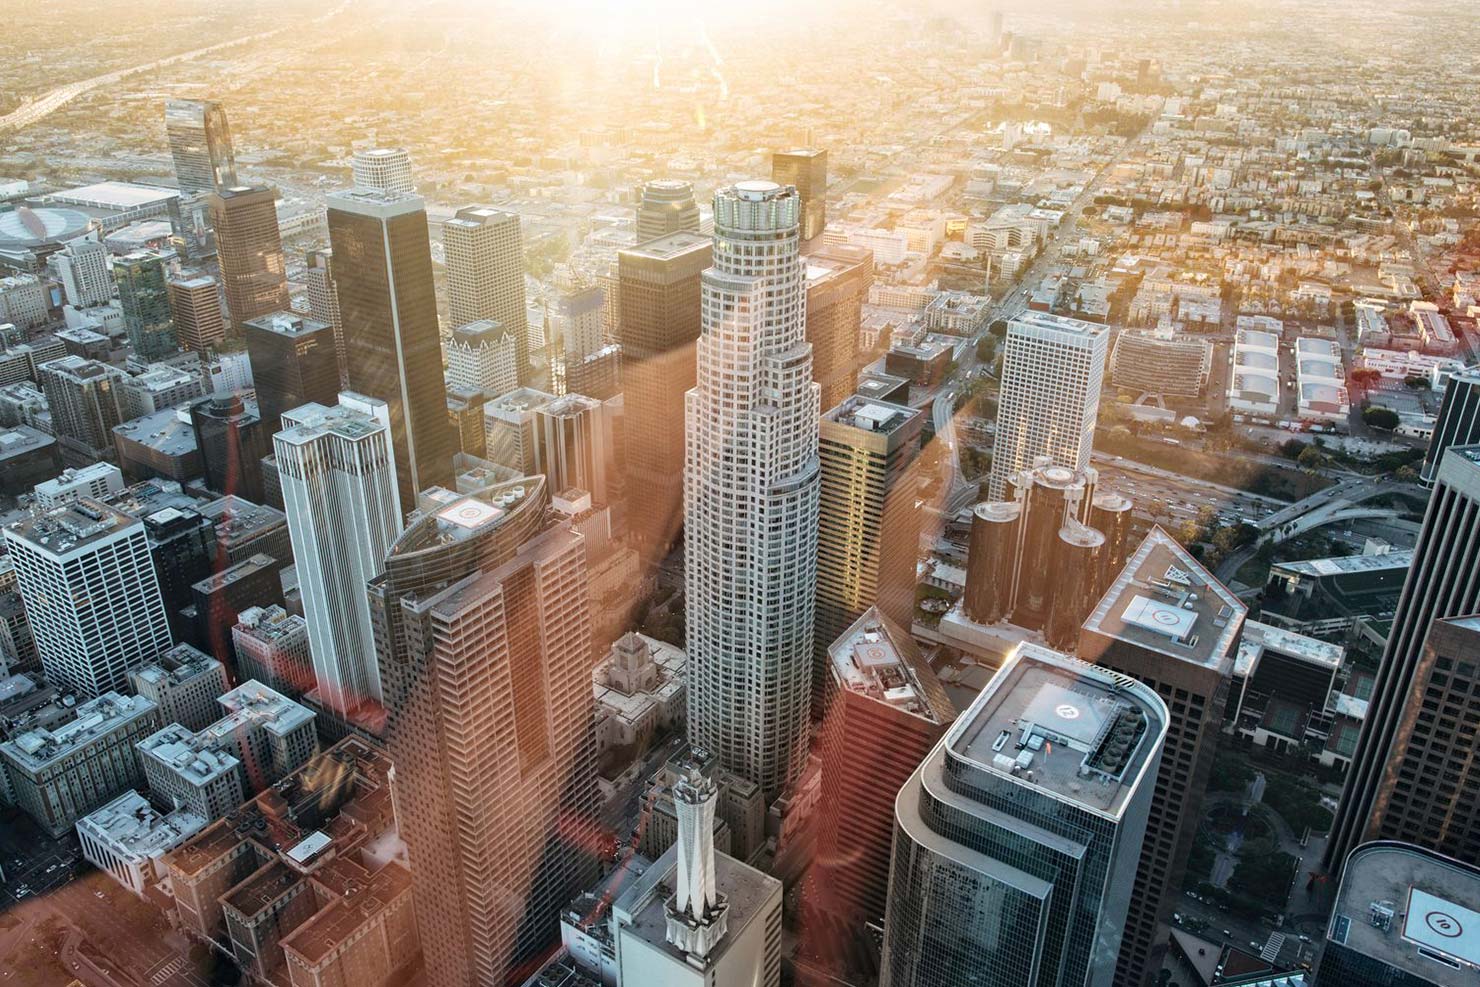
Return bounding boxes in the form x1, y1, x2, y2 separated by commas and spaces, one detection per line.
38, 355, 127, 465
114, 251, 179, 360
443, 205, 530, 384
55, 235, 112, 308
209, 186, 290, 334
0, 275, 47, 330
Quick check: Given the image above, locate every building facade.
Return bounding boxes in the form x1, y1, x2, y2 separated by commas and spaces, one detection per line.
443, 206, 530, 385
165, 99, 239, 196
771, 149, 828, 242
209, 185, 290, 334
242, 312, 340, 431
635, 179, 701, 243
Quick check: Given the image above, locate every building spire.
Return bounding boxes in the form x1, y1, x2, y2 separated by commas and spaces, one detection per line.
665, 765, 729, 958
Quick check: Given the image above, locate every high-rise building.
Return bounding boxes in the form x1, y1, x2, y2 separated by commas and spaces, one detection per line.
531, 393, 614, 504
166, 273, 226, 353
328, 188, 455, 510
1327, 446, 1480, 872
371, 477, 600, 986
447, 386, 488, 459
55, 235, 112, 308
809, 610, 955, 949
37, 355, 127, 466
618, 231, 710, 556
241, 311, 339, 431
137, 503, 216, 644
988, 311, 1110, 500
3, 498, 172, 698
1421, 366, 1480, 485
1077, 527, 1246, 987
771, 148, 828, 242
209, 186, 290, 335
303, 248, 345, 386
231, 604, 312, 699
275, 396, 401, 720
128, 643, 229, 733
685, 181, 821, 802
635, 179, 701, 243
815, 394, 924, 695
443, 206, 530, 385
351, 147, 415, 193
165, 99, 238, 196
445, 319, 519, 396
1319, 841, 1480, 987
548, 282, 606, 390
113, 251, 179, 361
190, 394, 268, 502
805, 243, 873, 410
880, 642, 1168, 987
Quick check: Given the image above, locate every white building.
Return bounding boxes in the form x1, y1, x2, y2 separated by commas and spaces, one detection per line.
350, 147, 415, 194
3, 499, 171, 698
594, 633, 686, 754
988, 311, 1110, 500
1230, 324, 1283, 418
685, 181, 820, 802
76, 790, 205, 898
33, 462, 125, 508
274, 395, 401, 717
445, 319, 519, 396
0, 275, 48, 331
1295, 337, 1350, 423
231, 605, 312, 699
54, 235, 113, 309
444, 206, 529, 382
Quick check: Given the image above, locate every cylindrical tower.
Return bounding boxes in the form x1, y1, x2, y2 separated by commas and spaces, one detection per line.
963, 501, 1021, 625
1046, 521, 1106, 651
1089, 491, 1135, 593
1013, 465, 1086, 630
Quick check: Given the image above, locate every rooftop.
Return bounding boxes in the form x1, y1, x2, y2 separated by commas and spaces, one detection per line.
619, 229, 711, 260
0, 424, 54, 458
243, 311, 331, 338
47, 181, 179, 210
946, 642, 1166, 818
1330, 842, 1480, 983
827, 608, 955, 725
823, 394, 920, 436
1, 693, 157, 771
1235, 620, 1345, 677
1081, 526, 1246, 673
138, 722, 241, 785
130, 643, 224, 689
112, 407, 199, 457
192, 552, 279, 594
276, 400, 386, 446
77, 790, 206, 861
1010, 310, 1110, 338
199, 496, 287, 543
1274, 550, 1414, 577
5, 497, 141, 557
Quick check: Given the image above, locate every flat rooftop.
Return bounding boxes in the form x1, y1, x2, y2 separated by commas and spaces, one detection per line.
1330, 843, 1480, 983
1235, 619, 1344, 677
827, 608, 955, 725
131, 643, 223, 688
47, 181, 179, 210
2, 693, 157, 771
200, 496, 287, 542
138, 722, 240, 784
192, 552, 279, 593
113, 407, 199, 457
1010, 310, 1109, 338
77, 790, 206, 861
824, 394, 919, 436
277, 401, 386, 445
1082, 526, 1246, 673
946, 643, 1165, 818
5, 497, 141, 556
0, 424, 54, 458
619, 229, 711, 260
243, 311, 330, 338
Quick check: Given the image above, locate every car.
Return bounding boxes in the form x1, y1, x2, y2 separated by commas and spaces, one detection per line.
1222, 929, 1232, 938
1250, 941, 1261, 951
1298, 934, 1311, 943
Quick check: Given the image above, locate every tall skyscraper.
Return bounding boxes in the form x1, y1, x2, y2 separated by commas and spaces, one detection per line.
815, 393, 924, 695
165, 99, 238, 196
617, 230, 711, 555
275, 396, 401, 720
242, 312, 340, 431
1327, 446, 1480, 872
167, 273, 226, 353
189, 394, 268, 502
371, 477, 599, 986
880, 642, 1167, 987
113, 251, 179, 361
3, 498, 171, 698
1078, 527, 1246, 987
37, 355, 127, 466
303, 248, 346, 387
1421, 365, 1480, 485
635, 179, 701, 242
771, 148, 828, 242
531, 393, 614, 504
351, 147, 415, 193
443, 206, 530, 385
55, 235, 112, 308
328, 188, 455, 510
805, 243, 873, 410
445, 319, 519, 396
209, 185, 290, 335
685, 181, 821, 801
988, 311, 1110, 500
1318, 841, 1480, 987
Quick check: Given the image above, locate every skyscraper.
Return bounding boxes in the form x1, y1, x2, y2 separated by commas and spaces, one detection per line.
37, 355, 127, 466
351, 147, 415, 193
771, 148, 828, 242
443, 206, 530, 385
275, 396, 401, 721
988, 311, 1110, 500
189, 394, 268, 502
1078, 527, 1246, 987
371, 477, 599, 986
880, 642, 1167, 987
531, 393, 614, 504
328, 188, 455, 510
445, 319, 519, 396
3, 498, 171, 698
113, 251, 179, 361
815, 393, 924, 695
635, 179, 701, 242
618, 230, 711, 555
805, 243, 873, 410
1327, 445, 1480, 872
685, 181, 820, 801
242, 312, 340, 431
167, 273, 227, 353
165, 99, 238, 196
208, 186, 290, 335
1421, 365, 1480, 485
55, 235, 112, 308
303, 248, 345, 386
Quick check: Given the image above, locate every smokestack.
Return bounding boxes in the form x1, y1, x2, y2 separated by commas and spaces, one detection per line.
665, 765, 730, 959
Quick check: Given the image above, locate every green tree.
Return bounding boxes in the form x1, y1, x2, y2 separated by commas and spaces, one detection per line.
1363, 405, 1401, 431
1229, 838, 1296, 904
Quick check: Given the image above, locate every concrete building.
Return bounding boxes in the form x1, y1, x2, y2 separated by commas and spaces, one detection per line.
209, 185, 290, 334
55, 235, 112, 308
593, 632, 686, 759
167, 273, 226, 353
0, 692, 160, 837
483, 386, 556, 474
329, 188, 456, 510
988, 312, 1109, 500
446, 319, 519, 397
635, 180, 701, 243
34, 461, 125, 508
351, 147, 415, 193
685, 181, 820, 802
76, 788, 206, 898
880, 643, 1167, 987
189, 552, 285, 663
275, 397, 402, 719
1110, 326, 1212, 397
128, 643, 229, 733
38, 354, 127, 465
0, 275, 48, 331
232, 605, 312, 700
444, 205, 530, 385
772, 148, 827, 242
1078, 527, 1246, 987
805, 244, 873, 410
117, 363, 205, 420
112, 406, 202, 483
532, 392, 615, 505
200, 494, 290, 566
302, 248, 345, 386
0, 424, 63, 497
3, 498, 172, 698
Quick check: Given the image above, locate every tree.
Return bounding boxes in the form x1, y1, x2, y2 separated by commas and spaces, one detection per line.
1363, 405, 1401, 431
975, 335, 996, 363
1404, 374, 1430, 390
1297, 445, 1328, 470
989, 319, 1009, 338
1229, 838, 1296, 904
